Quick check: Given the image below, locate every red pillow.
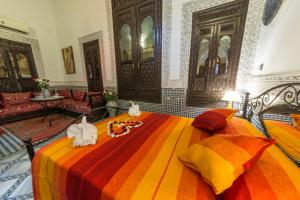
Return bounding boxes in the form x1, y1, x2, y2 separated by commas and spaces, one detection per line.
0, 92, 32, 107
210, 109, 238, 122
72, 90, 86, 101
192, 111, 227, 132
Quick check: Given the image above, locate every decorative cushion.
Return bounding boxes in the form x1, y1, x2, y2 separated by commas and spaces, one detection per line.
291, 114, 300, 130
0, 103, 43, 117
62, 99, 91, 114
192, 111, 227, 132
72, 90, 86, 101
178, 134, 275, 194
210, 109, 238, 122
0, 92, 32, 107
265, 120, 300, 161
57, 89, 72, 98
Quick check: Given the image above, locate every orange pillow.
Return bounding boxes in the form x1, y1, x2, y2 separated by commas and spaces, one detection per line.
179, 134, 275, 194
210, 109, 238, 122
291, 114, 300, 130
192, 111, 227, 132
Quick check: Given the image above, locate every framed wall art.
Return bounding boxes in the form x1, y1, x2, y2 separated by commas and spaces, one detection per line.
62, 46, 76, 74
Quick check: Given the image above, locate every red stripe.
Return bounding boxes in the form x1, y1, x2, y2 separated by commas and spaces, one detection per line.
65, 113, 170, 200
224, 176, 252, 200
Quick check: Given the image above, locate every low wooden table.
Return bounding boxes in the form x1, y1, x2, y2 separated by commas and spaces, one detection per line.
31, 96, 64, 127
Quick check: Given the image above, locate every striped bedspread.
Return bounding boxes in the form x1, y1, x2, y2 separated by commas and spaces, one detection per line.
32, 112, 300, 200
32, 112, 215, 200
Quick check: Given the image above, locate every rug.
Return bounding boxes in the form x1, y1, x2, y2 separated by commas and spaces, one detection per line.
2, 114, 74, 144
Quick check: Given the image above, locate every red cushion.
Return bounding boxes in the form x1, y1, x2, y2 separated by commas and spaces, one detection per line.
62, 99, 90, 114
72, 90, 86, 101
192, 111, 227, 132
0, 103, 43, 117
0, 92, 32, 107
57, 89, 72, 98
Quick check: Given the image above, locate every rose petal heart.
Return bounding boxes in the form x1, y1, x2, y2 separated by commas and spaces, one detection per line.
107, 121, 143, 138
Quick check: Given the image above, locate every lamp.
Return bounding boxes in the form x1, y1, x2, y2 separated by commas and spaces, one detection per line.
222, 90, 241, 109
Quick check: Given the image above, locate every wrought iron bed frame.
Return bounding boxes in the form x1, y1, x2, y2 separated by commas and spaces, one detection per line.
242, 82, 300, 166
23, 83, 300, 166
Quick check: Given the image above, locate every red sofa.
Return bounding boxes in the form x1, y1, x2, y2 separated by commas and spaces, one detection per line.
0, 90, 104, 125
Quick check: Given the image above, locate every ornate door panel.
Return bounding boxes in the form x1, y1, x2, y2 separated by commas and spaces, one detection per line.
112, 0, 162, 103
0, 40, 19, 92
187, 23, 216, 105
8, 41, 38, 91
113, 7, 138, 99
135, 0, 161, 103
83, 39, 104, 92
187, 0, 248, 106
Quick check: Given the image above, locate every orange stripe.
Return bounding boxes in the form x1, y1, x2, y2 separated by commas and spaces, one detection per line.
100, 116, 181, 199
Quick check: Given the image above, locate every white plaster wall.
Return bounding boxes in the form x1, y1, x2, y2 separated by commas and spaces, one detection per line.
51, 0, 114, 87
169, 0, 191, 80
0, 0, 64, 85
253, 0, 300, 76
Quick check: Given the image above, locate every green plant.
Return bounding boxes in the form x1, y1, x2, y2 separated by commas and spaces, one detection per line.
104, 90, 117, 101
36, 78, 50, 90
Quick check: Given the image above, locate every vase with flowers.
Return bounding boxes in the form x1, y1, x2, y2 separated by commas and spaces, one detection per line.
36, 78, 50, 97
104, 90, 118, 117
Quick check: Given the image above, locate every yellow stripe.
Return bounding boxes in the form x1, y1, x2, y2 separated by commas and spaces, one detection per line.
129, 118, 189, 200
153, 119, 194, 200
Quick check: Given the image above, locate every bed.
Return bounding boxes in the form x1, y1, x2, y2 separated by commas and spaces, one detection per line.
30, 83, 300, 200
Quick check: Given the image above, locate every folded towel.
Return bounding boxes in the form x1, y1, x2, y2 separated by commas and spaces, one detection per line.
128, 101, 141, 117
67, 116, 98, 147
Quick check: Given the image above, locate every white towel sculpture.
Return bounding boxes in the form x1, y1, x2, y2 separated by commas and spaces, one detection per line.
67, 116, 98, 147
128, 101, 141, 117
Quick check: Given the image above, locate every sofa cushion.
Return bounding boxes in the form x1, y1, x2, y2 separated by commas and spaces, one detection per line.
1, 92, 32, 107
72, 90, 86, 101
62, 99, 91, 114
0, 103, 43, 117
57, 89, 72, 98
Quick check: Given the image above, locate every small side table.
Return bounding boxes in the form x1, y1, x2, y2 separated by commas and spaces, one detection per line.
31, 96, 65, 127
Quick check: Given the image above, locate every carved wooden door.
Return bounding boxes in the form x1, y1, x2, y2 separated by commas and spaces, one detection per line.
0, 39, 38, 92
187, 0, 248, 106
83, 39, 104, 92
112, 0, 162, 103
0, 39, 19, 91
8, 41, 38, 91
114, 6, 137, 99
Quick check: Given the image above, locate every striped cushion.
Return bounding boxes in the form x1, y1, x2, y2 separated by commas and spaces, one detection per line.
179, 134, 274, 194
265, 120, 300, 161
291, 114, 300, 130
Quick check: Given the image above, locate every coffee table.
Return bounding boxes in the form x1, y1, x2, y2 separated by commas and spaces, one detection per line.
31, 96, 65, 127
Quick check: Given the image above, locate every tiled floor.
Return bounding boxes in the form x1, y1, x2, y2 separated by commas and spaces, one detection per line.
0, 129, 66, 200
